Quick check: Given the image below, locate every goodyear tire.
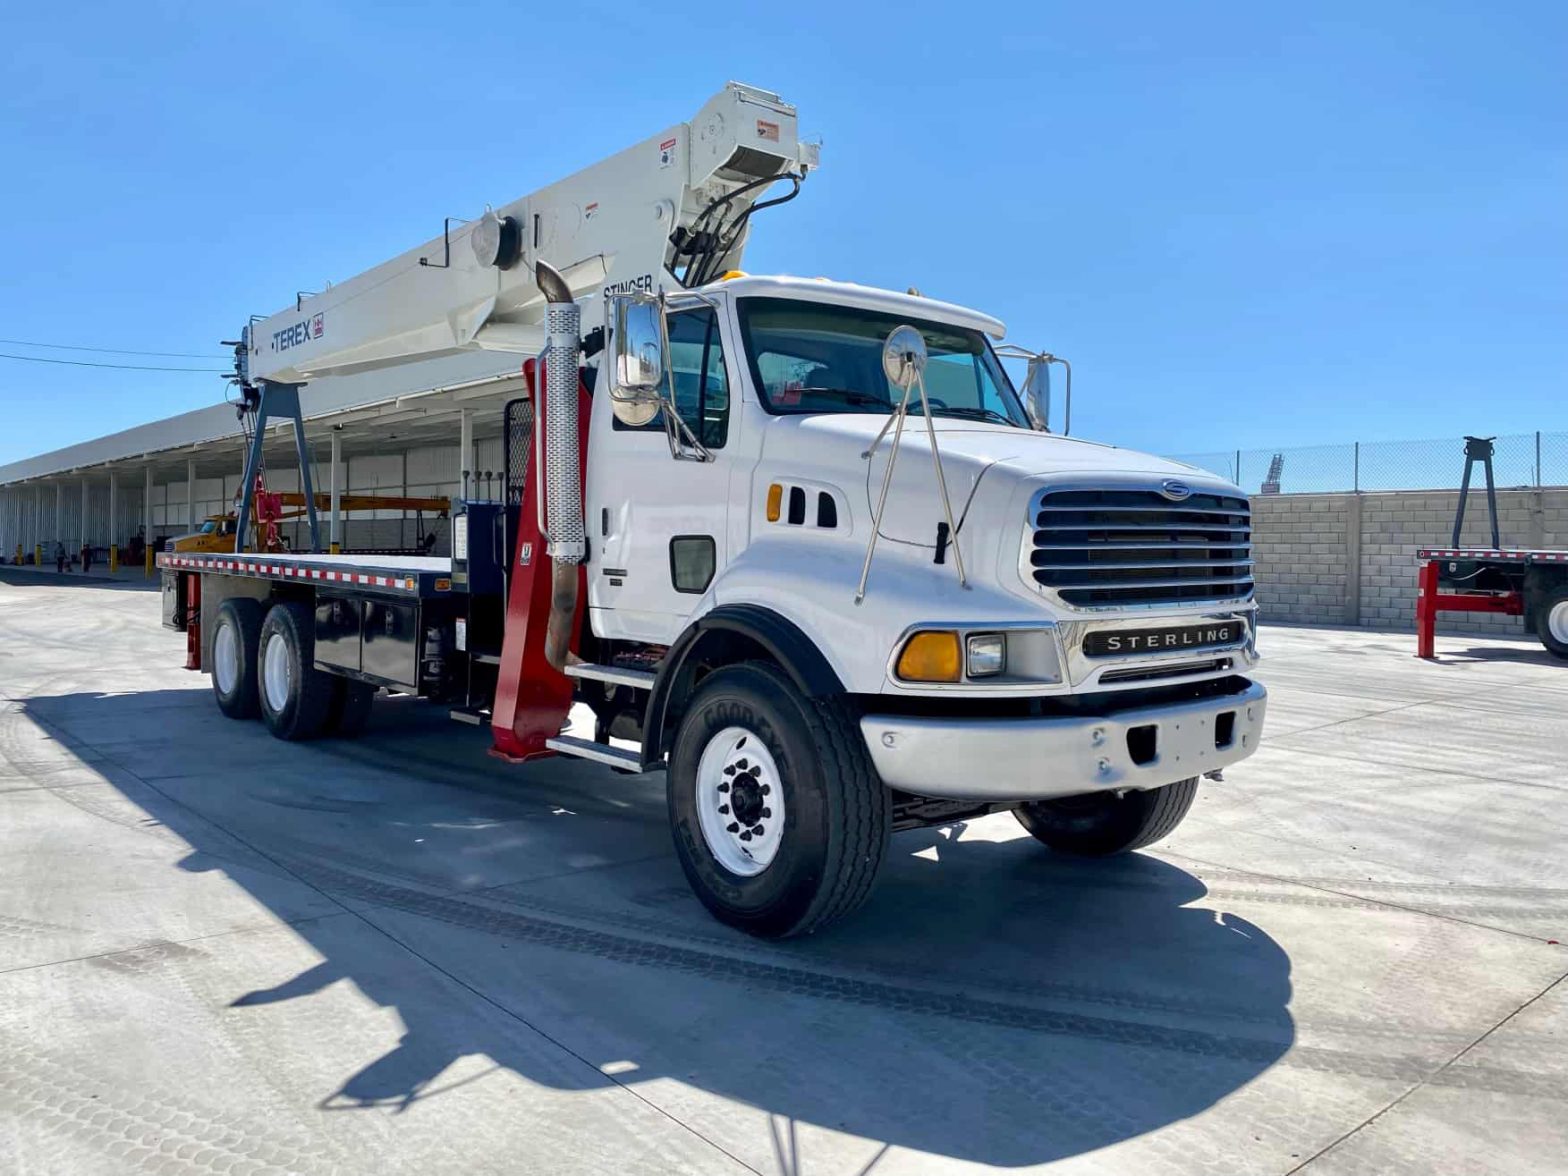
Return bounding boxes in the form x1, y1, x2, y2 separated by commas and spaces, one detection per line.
257, 601, 335, 741
211, 597, 264, 720
1015, 777, 1199, 856
668, 661, 890, 938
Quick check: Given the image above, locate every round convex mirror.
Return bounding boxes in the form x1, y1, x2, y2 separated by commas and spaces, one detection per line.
881, 325, 927, 390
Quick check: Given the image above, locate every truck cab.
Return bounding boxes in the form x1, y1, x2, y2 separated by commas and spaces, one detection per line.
571, 272, 1264, 933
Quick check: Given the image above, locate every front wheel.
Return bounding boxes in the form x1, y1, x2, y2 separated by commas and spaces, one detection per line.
667, 662, 890, 939
1014, 777, 1199, 856
1536, 587, 1568, 661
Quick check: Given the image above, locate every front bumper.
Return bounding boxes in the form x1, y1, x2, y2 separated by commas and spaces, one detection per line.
860, 680, 1267, 802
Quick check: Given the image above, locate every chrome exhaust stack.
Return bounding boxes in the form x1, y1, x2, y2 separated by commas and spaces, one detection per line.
535, 260, 584, 671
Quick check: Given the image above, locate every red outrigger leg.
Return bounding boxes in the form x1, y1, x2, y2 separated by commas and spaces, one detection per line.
184, 573, 202, 671
489, 358, 591, 762
1415, 560, 1438, 660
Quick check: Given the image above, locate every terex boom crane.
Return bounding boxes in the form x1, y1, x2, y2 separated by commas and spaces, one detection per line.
159, 82, 1268, 938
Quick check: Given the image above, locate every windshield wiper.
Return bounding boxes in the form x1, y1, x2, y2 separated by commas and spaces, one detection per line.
922, 405, 1020, 427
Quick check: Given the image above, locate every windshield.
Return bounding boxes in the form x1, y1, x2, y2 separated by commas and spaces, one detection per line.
737, 297, 1028, 427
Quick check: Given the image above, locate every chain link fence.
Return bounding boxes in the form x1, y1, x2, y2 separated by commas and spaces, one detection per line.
1168, 431, 1568, 495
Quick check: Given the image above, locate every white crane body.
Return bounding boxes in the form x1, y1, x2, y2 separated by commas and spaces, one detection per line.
245, 83, 814, 384
162, 82, 1268, 939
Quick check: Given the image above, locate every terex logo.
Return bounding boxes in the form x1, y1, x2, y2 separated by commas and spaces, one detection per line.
273, 313, 324, 352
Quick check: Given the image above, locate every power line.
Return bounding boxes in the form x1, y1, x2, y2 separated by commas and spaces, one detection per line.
0, 351, 228, 373
0, 337, 229, 359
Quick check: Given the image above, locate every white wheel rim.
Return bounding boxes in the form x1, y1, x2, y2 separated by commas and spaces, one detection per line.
213, 620, 240, 696
1550, 601, 1568, 645
262, 632, 292, 713
695, 726, 785, 877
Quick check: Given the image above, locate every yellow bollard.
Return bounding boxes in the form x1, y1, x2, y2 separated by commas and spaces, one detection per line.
109, 544, 119, 573
34, 544, 42, 567
13, 544, 20, 565
330, 541, 342, 554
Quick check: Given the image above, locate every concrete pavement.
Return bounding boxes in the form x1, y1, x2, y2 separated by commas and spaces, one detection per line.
1, 571, 1564, 1174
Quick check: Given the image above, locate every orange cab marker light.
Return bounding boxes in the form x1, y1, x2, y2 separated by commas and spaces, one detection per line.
766, 484, 783, 522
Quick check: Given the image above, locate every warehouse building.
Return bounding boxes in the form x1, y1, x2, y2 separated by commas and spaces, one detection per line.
0, 351, 530, 567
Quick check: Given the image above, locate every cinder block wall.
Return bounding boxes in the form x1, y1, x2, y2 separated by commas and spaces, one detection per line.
1250, 488, 1568, 636
1249, 495, 1352, 626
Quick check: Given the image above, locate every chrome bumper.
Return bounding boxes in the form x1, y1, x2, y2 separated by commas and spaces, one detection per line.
860, 680, 1267, 802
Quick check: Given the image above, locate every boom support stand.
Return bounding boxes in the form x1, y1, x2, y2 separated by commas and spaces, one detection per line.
1452, 435, 1500, 549
234, 381, 321, 553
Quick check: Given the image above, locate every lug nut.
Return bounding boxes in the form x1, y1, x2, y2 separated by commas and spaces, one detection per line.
718, 805, 729, 815
717, 782, 729, 793
727, 822, 739, 833
760, 784, 771, 795
751, 824, 764, 836
760, 807, 771, 818
740, 831, 753, 842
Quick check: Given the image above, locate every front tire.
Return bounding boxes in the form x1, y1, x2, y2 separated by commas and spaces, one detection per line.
1536, 587, 1568, 661
668, 662, 890, 938
1014, 777, 1199, 856
257, 602, 335, 741
211, 597, 264, 719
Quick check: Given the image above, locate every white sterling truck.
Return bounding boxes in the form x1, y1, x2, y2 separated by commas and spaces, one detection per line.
159, 82, 1266, 937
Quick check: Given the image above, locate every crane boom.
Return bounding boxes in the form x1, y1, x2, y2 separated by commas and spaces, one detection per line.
242, 82, 817, 386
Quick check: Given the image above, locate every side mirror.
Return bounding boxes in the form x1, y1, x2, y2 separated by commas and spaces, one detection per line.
608, 293, 668, 427
1022, 356, 1051, 432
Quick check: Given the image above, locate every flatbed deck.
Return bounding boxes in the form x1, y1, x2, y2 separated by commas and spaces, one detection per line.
157, 550, 454, 597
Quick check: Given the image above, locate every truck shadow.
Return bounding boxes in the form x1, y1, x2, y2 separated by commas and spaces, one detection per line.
0, 568, 162, 594
1431, 642, 1561, 667
23, 688, 1296, 1169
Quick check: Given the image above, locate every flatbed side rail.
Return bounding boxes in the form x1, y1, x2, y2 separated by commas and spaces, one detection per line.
157, 551, 454, 598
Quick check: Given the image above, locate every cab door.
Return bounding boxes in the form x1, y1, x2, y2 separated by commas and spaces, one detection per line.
587, 304, 736, 644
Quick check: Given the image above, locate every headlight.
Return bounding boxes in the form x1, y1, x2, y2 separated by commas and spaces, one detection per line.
965, 633, 1006, 678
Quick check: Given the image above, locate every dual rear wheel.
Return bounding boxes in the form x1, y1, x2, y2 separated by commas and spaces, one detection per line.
210, 597, 375, 739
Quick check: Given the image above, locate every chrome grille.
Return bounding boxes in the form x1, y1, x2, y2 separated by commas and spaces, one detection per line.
1028, 488, 1254, 607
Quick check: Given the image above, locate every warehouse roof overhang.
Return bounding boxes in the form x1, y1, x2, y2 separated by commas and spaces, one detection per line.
0, 351, 529, 487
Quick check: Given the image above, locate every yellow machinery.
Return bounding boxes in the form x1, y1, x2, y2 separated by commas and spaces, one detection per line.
170, 493, 449, 554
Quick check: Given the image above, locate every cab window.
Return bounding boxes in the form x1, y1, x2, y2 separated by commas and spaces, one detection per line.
613, 308, 729, 448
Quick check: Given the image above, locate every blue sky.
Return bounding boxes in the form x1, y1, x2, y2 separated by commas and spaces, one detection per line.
0, 1, 1562, 467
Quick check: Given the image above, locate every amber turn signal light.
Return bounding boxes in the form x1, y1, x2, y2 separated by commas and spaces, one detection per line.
895, 631, 962, 683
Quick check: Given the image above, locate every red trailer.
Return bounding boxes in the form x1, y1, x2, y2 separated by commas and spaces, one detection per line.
1415, 547, 1568, 660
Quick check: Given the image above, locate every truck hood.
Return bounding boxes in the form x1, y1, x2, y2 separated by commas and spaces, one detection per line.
759, 414, 1236, 556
